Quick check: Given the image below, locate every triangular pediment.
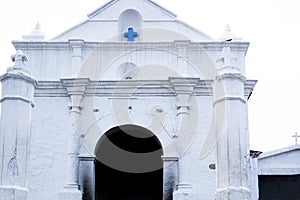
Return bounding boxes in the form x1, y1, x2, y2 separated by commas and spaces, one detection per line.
51, 0, 212, 42
87, 0, 177, 20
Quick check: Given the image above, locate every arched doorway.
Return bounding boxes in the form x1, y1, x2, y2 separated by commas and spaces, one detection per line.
95, 125, 163, 200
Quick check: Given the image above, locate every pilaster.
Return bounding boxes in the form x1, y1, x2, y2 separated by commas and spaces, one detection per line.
175, 40, 190, 76
214, 47, 251, 200
69, 39, 84, 77
170, 77, 197, 200
59, 78, 90, 200
0, 50, 37, 200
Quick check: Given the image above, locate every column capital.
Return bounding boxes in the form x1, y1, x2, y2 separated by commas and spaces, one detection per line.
61, 78, 90, 96
169, 77, 198, 95
61, 78, 90, 113
169, 78, 198, 114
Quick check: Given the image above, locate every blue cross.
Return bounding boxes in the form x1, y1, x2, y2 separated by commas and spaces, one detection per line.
124, 27, 138, 42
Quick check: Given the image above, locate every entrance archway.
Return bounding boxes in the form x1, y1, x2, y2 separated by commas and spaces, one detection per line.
95, 125, 163, 200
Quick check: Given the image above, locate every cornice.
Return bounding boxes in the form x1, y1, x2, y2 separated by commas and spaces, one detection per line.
245, 80, 257, 99
34, 79, 255, 98
61, 78, 90, 96
12, 40, 249, 53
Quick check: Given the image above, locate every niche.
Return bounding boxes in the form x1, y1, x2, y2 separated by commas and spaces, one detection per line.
118, 9, 143, 41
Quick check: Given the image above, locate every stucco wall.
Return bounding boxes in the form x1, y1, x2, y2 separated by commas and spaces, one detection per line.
29, 97, 71, 199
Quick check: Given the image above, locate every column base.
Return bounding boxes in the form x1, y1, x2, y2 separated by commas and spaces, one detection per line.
215, 187, 251, 200
0, 186, 28, 200
59, 185, 82, 200
173, 183, 196, 200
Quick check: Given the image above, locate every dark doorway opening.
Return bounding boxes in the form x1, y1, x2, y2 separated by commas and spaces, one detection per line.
95, 125, 163, 200
259, 175, 300, 200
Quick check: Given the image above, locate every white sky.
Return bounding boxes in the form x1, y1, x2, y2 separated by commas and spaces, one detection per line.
1, 0, 300, 152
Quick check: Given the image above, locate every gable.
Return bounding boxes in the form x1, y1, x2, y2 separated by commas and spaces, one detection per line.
87, 0, 176, 20
51, 0, 212, 42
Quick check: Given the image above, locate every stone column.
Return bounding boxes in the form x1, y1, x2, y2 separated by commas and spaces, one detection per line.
60, 78, 89, 200
0, 50, 37, 200
171, 78, 196, 200
214, 47, 251, 200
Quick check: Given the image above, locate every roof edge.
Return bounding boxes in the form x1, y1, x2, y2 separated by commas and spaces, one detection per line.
175, 19, 213, 41
87, 0, 117, 18
87, 0, 177, 19
258, 144, 300, 159
147, 0, 177, 18
50, 20, 89, 41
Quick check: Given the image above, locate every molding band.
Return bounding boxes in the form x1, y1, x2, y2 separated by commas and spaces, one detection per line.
213, 96, 246, 106
0, 96, 35, 107
161, 156, 179, 162
216, 73, 246, 82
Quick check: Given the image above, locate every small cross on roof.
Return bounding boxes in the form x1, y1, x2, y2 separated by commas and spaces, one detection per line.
292, 132, 300, 145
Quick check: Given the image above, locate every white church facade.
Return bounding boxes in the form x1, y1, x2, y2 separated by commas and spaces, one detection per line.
0, 0, 299, 200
